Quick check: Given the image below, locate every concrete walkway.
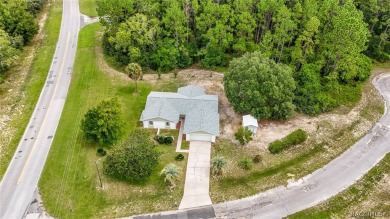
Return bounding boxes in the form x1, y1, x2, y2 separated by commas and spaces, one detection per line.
179, 141, 212, 209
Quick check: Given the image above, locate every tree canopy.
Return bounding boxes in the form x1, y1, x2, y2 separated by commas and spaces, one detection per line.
0, 0, 45, 80
81, 98, 124, 146
97, 0, 388, 116
103, 129, 159, 182
0, 29, 20, 74
125, 63, 143, 92
224, 52, 296, 120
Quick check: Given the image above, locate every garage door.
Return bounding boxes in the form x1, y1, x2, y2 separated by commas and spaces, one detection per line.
189, 134, 211, 142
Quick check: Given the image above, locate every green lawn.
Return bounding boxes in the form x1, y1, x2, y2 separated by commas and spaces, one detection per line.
288, 154, 390, 219
0, 0, 62, 179
79, 0, 98, 17
39, 23, 186, 218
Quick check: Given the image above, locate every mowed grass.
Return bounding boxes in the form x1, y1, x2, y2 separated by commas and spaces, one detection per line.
288, 153, 390, 219
0, 0, 62, 178
39, 23, 186, 218
79, 0, 98, 17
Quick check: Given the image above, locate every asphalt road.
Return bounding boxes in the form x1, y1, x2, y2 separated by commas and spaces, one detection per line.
128, 74, 390, 219
0, 0, 80, 218
213, 74, 390, 218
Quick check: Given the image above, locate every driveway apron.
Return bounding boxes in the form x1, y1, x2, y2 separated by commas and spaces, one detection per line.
179, 141, 212, 209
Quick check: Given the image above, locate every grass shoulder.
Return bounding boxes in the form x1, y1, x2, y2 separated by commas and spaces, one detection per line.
287, 153, 390, 219
79, 0, 98, 17
0, 0, 62, 179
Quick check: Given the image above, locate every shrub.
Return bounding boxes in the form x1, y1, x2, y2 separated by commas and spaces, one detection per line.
175, 153, 185, 161
164, 136, 173, 144
238, 158, 252, 170
253, 154, 262, 163
211, 156, 227, 175
160, 163, 181, 187
96, 148, 107, 156
285, 129, 307, 145
103, 130, 159, 182
154, 135, 174, 144
235, 127, 253, 145
154, 135, 166, 144
268, 129, 308, 154
81, 98, 124, 146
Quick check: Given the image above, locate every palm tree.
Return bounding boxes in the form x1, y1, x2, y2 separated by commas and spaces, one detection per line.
160, 163, 181, 187
125, 63, 143, 93
235, 127, 253, 145
211, 156, 227, 176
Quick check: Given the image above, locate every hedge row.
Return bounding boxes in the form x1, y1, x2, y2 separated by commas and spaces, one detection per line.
268, 129, 308, 154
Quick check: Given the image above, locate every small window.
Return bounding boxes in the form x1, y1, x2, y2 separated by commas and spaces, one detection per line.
166, 122, 170, 128
149, 121, 153, 125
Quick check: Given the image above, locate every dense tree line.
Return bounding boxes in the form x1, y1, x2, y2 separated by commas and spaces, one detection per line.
0, 0, 45, 78
97, 0, 389, 116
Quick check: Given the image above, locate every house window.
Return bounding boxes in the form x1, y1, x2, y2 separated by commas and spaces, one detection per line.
148, 121, 153, 127
166, 122, 170, 128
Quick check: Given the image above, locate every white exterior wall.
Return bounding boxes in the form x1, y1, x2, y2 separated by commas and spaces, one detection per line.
244, 125, 257, 133
186, 133, 216, 142
143, 120, 176, 129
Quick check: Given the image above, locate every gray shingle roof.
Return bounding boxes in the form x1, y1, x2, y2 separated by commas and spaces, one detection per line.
140, 85, 219, 136
178, 85, 206, 97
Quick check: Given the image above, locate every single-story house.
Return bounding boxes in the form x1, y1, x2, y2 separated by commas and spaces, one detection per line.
242, 114, 258, 133
140, 85, 219, 142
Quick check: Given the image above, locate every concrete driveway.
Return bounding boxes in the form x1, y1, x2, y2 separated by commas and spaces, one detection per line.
127, 74, 390, 219
179, 141, 212, 209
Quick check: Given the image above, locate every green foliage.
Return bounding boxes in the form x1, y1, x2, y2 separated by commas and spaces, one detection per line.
294, 63, 337, 115
103, 129, 159, 182
125, 63, 142, 92
268, 129, 308, 154
211, 156, 227, 176
0, 29, 20, 75
96, 0, 388, 115
164, 136, 173, 144
26, 0, 47, 15
224, 52, 296, 120
96, 148, 107, 156
160, 163, 181, 186
175, 153, 184, 161
238, 158, 252, 170
234, 127, 253, 145
81, 98, 124, 146
355, 0, 390, 62
154, 135, 173, 145
0, 1, 38, 45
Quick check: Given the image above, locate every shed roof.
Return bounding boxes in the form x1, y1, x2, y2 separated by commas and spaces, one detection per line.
243, 114, 258, 128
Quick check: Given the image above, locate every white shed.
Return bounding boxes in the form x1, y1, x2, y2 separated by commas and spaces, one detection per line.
242, 115, 258, 133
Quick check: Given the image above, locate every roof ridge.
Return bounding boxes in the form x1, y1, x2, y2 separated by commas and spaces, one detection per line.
158, 99, 165, 116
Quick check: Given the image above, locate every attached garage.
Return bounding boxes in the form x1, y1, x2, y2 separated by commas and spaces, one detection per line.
186, 132, 216, 142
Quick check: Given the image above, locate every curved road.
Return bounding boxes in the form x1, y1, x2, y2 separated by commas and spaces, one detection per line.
0, 0, 80, 218
130, 74, 390, 219
213, 74, 390, 218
